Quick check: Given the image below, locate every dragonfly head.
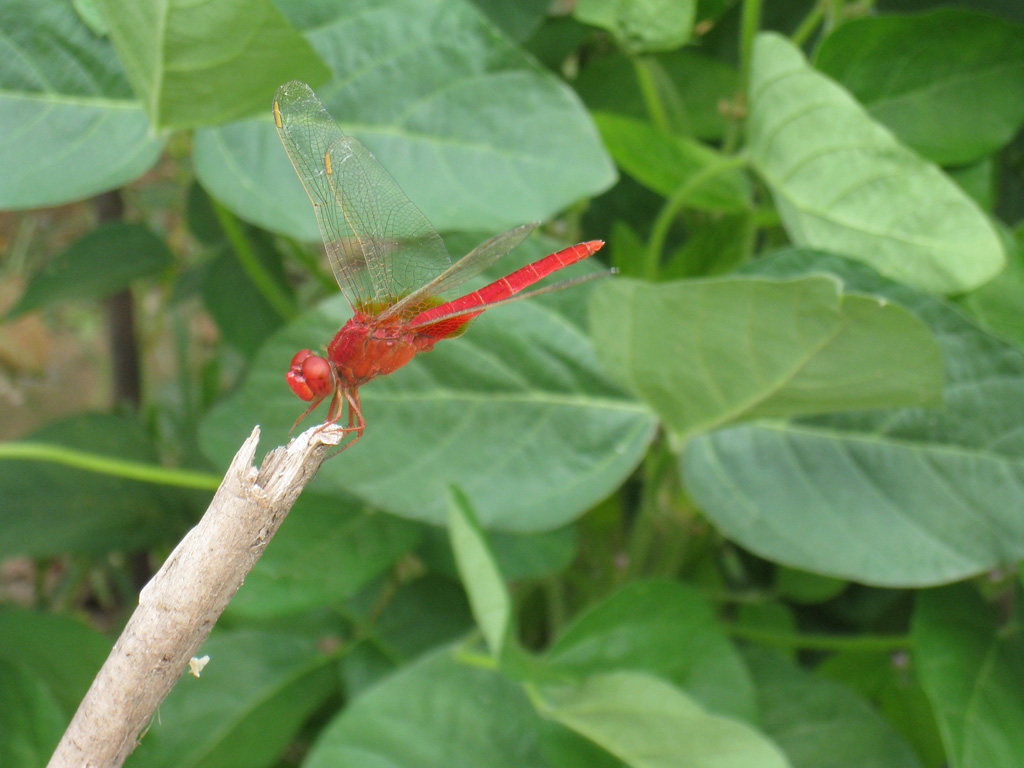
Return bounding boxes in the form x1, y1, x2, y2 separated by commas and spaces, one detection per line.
286, 349, 334, 402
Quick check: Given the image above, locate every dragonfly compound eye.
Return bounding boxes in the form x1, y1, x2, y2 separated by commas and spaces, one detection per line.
286, 349, 334, 400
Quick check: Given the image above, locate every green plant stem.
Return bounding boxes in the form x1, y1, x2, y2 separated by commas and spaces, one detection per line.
0, 442, 221, 490
728, 623, 910, 652
624, 441, 674, 579
738, 0, 762, 96
792, 1, 826, 46
633, 56, 671, 132
212, 200, 297, 321
542, 576, 568, 641
644, 154, 750, 280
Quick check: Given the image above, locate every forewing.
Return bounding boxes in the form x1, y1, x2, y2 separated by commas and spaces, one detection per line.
274, 81, 450, 309
274, 81, 369, 307
326, 136, 451, 310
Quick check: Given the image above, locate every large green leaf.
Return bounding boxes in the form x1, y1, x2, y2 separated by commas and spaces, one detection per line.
0, 0, 164, 208
594, 113, 751, 212
8, 222, 173, 318
913, 585, 1024, 768
306, 646, 549, 768
744, 648, 922, 768
537, 670, 791, 768
589, 275, 943, 445
199, 237, 654, 532
129, 630, 339, 768
747, 32, 1004, 294
682, 249, 1024, 586
544, 580, 757, 724
815, 10, 1024, 166
193, 0, 615, 236
225, 493, 421, 619
91, 0, 328, 129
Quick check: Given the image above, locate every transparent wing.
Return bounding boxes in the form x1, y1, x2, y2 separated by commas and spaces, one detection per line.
273, 81, 451, 309
378, 223, 538, 321
325, 135, 451, 309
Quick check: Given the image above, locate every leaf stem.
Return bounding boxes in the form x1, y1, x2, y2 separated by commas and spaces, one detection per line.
633, 56, 671, 132
792, 1, 826, 46
645, 153, 750, 279
212, 200, 297, 320
738, 0, 763, 96
0, 442, 221, 490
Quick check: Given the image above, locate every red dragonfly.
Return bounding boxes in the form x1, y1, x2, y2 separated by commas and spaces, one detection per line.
273, 81, 606, 450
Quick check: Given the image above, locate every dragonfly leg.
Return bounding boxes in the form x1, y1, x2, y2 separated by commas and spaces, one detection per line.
324, 388, 344, 425
289, 396, 327, 434
325, 388, 365, 458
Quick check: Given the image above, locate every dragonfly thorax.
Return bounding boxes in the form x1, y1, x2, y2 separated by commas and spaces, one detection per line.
327, 313, 437, 387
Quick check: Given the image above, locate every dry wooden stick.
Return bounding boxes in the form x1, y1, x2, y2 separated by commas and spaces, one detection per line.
47, 423, 346, 768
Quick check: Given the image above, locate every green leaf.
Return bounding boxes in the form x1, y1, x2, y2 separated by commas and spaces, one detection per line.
448, 488, 513, 658
962, 229, 1024, 346
544, 580, 757, 723
306, 646, 548, 768
747, 32, 1004, 294
129, 630, 338, 768
0, 607, 111, 716
682, 249, 1024, 586
8, 222, 172, 318
815, 10, 1024, 166
0, 0, 164, 209
199, 236, 655, 532
0, 414, 186, 557
91, 0, 328, 129
817, 651, 946, 768
588, 275, 944, 445
536, 670, 792, 768
225, 494, 421, 619
575, 0, 696, 53
744, 647, 923, 768
0, 661, 66, 768
913, 584, 1024, 768
875, 0, 1024, 24
594, 112, 751, 212
194, 0, 615, 236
